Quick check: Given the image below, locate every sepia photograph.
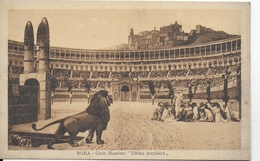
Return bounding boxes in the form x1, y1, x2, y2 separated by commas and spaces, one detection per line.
0, 1, 250, 160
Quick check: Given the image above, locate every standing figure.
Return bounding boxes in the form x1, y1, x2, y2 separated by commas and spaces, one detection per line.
174, 90, 183, 118
192, 103, 199, 122
188, 84, 193, 102
206, 82, 211, 103
68, 84, 73, 104
222, 68, 231, 106
69, 91, 72, 104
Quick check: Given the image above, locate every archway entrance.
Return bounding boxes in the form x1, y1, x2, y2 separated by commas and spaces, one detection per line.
24, 79, 39, 120
121, 85, 130, 101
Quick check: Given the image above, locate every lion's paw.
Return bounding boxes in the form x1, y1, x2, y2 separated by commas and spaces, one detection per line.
97, 140, 104, 144
86, 138, 93, 144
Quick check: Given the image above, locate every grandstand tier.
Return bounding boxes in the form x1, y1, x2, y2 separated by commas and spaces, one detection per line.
8, 36, 241, 102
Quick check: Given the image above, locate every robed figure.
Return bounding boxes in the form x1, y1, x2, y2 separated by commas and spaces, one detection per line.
174, 90, 183, 118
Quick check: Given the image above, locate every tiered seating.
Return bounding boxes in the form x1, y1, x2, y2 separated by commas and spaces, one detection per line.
130, 71, 149, 78
168, 69, 188, 77
72, 80, 79, 88
111, 72, 129, 78
172, 79, 191, 88
53, 69, 71, 78
91, 71, 110, 78
188, 68, 208, 76
150, 71, 168, 78
208, 66, 228, 75
71, 70, 91, 78
81, 71, 91, 78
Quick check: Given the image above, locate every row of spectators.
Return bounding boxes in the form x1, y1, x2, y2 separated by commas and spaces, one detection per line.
130, 71, 149, 78
168, 70, 188, 77
9, 65, 238, 82
188, 68, 208, 76
208, 66, 228, 75
56, 74, 234, 91
150, 71, 168, 78
140, 80, 191, 90
111, 72, 129, 78
72, 70, 91, 78
91, 71, 110, 78
59, 80, 111, 89
53, 69, 71, 78
52, 65, 237, 79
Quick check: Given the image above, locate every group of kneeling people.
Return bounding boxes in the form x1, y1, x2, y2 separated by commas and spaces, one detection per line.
151, 101, 240, 123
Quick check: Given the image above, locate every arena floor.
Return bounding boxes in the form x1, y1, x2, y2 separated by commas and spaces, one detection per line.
10, 101, 241, 150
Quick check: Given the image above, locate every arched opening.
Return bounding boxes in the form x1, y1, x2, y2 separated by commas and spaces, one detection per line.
24, 78, 39, 121
121, 85, 130, 101
25, 78, 39, 86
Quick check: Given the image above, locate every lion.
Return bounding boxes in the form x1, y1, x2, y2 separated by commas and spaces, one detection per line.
31, 90, 111, 149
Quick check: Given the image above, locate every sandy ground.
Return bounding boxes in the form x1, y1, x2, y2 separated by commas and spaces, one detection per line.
9, 101, 241, 150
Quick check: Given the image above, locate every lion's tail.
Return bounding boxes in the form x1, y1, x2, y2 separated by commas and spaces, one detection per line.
31, 118, 65, 131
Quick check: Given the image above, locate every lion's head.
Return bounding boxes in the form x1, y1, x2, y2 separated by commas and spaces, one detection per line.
86, 90, 111, 121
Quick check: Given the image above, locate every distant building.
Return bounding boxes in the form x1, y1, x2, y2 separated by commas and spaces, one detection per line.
129, 21, 191, 49
128, 21, 235, 50
196, 25, 202, 34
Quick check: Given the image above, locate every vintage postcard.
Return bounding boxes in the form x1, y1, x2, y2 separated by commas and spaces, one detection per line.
0, 1, 250, 160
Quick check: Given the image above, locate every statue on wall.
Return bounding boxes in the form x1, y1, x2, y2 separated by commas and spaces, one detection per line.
130, 28, 134, 35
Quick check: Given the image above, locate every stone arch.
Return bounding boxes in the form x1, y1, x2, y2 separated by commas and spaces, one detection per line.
25, 78, 39, 86
148, 66, 152, 71
168, 64, 171, 71
183, 64, 187, 69
224, 59, 228, 66
213, 61, 218, 67
114, 92, 118, 101
158, 65, 162, 71
178, 64, 182, 69
139, 66, 142, 71
144, 66, 148, 71
122, 85, 129, 92
198, 62, 202, 68
193, 62, 197, 69
208, 61, 212, 68
121, 85, 130, 101
234, 58, 238, 64
203, 62, 207, 68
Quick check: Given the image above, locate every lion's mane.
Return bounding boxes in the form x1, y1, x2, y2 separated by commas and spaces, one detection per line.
86, 90, 110, 128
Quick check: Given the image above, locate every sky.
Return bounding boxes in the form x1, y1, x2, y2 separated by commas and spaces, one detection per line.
8, 9, 241, 50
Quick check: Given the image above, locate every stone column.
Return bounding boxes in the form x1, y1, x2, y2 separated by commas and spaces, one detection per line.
23, 21, 35, 73
37, 18, 50, 73
36, 17, 51, 120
